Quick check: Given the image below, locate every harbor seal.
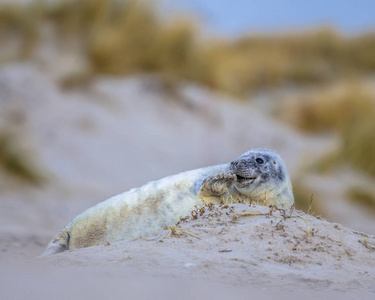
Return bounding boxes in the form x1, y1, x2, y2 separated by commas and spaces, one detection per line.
42, 148, 293, 256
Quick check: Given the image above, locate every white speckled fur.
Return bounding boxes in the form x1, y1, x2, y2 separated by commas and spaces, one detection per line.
42, 149, 294, 256
42, 164, 228, 256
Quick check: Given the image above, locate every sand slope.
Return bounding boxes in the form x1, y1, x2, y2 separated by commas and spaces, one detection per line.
1, 64, 374, 299
40, 205, 375, 293
2, 204, 374, 300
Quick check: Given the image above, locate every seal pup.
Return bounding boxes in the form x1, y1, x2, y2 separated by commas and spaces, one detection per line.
42, 148, 293, 256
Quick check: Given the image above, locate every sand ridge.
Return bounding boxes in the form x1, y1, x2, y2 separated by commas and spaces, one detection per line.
40, 204, 375, 294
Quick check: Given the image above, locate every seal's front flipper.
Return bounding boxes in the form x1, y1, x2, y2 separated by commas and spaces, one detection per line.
40, 230, 70, 257
199, 173, 237, 200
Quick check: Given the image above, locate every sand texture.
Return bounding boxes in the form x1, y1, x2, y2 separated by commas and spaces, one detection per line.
1, 64, 374, 299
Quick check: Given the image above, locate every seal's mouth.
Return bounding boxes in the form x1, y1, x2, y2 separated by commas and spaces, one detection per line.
236, 175, 257, 184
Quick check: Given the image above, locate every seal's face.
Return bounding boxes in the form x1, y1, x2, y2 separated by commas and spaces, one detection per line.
229, 149, 288, 196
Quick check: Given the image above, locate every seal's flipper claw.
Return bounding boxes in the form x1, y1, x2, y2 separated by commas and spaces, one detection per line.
200, 173, 237, 197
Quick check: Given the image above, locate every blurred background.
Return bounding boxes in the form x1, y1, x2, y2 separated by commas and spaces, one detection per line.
1, 0, 375, 258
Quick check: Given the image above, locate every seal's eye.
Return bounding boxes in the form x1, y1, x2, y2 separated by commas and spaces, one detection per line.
256, 158, 264, 164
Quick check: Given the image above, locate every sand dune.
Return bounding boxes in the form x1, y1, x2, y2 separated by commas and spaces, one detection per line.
1, 64, 374, 299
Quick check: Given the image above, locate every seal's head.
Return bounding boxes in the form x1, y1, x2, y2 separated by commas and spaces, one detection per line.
229, 149, 294, 208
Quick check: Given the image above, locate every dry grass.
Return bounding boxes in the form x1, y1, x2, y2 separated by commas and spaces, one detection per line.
1, 0, 374, 180
0, 0, 45, 58
201, 29, 375, 95
280, 81, 375, 132
348, 187, 375, 212
292, 180, 322, 216
0, 0, 202, 84
340, 112, 375, 177
0, 132, 44, 185
1, 1, 375, 95
280, 82, 375, 177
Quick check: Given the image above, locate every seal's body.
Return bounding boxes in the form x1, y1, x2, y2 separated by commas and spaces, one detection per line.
42, 149, 293, 256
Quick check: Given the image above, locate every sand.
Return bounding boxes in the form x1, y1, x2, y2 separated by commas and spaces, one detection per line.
2, 204, 375, 300
1, 64, 374, 299
41, 204, 375, 291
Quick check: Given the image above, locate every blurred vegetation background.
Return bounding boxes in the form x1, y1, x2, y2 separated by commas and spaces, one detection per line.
2, 0, 375, 92
0, 0, 374, 216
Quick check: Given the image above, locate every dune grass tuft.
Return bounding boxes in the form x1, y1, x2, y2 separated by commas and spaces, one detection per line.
292, 180, 322, 215
340, 115, 375, 177
348, 187, 375, 211
0, 132, 44, 185
280, 82, 375, 178
280, 82, 375, 132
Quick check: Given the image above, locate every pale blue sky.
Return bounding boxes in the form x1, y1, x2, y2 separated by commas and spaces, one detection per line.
170, 0, 375, 36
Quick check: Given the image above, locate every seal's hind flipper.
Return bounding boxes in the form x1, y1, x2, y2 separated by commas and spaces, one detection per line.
40, 230, 70, 257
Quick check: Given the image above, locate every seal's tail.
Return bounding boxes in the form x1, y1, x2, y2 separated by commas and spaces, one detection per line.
40, 229, 70, 257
